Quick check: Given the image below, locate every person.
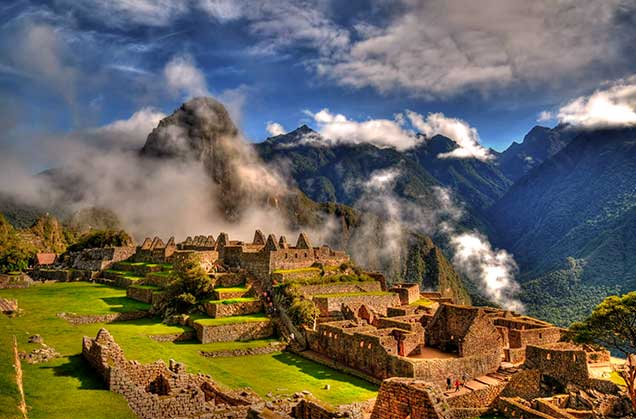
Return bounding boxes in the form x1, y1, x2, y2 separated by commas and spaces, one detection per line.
462, 373, 468, 387
454, 378, 461, 392
446, 376, 452, 390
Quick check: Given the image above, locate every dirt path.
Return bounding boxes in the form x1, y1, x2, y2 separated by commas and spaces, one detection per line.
13, 335, 28, 419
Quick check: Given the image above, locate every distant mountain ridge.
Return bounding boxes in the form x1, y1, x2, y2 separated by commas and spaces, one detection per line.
490, 126, 636, 324
495, 124, 578, 181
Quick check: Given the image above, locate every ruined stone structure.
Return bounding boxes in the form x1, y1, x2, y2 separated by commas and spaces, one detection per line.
66, 246, 136, 271
131, 231, 349, 280
82, 328, 263, 419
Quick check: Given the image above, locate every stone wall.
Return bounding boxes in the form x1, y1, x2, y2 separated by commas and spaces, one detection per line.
508, 327, 563, 349
409, 353, 502, 388
292, 398, 365, 419
371, 378, 452, 419
498, 397, 555, 419
524, 343, 590, 387
127, 286, 156, 304
499, 369, 544, 401
69, 246, 135, 271
389, 283, 421, 305
31, 268, 96, 282
306, 321, 419, 380
0, 273, 32, 288
296, 281, 382, 297
204, 300, 263, 318
200, 342, 286, 358
58, 310, 148, 325
193, 320, 274, 343
212, 272, 244, 288
312, 293, 400, 316
426, 304, 503, 362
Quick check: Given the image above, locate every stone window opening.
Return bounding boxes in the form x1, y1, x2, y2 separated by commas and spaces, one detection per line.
546, 353, 551, 360
147, 374, 170, 396
539, 333, 543, 339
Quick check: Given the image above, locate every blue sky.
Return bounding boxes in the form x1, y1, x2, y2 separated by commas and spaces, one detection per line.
1, 0, 635, 168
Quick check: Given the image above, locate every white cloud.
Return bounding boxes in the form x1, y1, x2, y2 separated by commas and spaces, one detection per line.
449, 231, 523, 312
163, 54, 209, 99
555, 77, 636, 128
266, 121, 286, 136
86, 107, 166, 148
197, 0, 244, 22
537, 111, 554, 122
304, 108, 420, 151
407, 111, 493, 161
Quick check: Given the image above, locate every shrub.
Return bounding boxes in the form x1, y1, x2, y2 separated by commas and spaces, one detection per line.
288, 299, 318, 328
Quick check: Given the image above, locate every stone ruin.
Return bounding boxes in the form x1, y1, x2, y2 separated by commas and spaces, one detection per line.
82, 328, 266, 419
0, 297, 18, 315
131, 230, 350, 278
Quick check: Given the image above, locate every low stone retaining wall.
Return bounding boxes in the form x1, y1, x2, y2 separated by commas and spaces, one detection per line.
313, 293, 400, 316
297, 281, 382, 297
111, 262, 161, 276
292, 398, 366, 419
58, 310, 149, 325
31, 269, 97, 282
212, 273, 244, 288
213, 288, 252, 299
199, 341, 286, 358
271, 268, 321, 284
144, 273, 173, 288
148, 331, 196, 342
0, 273, 32, 288
126, 285, 158, 304
498, 397, 555, 419
204, 300, 263, 318
192, 320, 274, 343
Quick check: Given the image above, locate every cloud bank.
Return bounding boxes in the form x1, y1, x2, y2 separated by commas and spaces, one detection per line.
554, 76, 636, 128
300, 108, 492, 160
347, 166, 523, 311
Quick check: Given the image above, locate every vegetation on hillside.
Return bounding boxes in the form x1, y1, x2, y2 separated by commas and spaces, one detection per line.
0, 214, 36, 273
566, 292, 636, 408
65, 229, 134, 253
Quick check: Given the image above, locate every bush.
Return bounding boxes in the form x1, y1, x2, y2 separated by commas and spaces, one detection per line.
288, 299, 318, 328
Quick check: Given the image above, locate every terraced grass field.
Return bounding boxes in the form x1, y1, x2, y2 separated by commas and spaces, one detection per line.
0, 282, 377, 418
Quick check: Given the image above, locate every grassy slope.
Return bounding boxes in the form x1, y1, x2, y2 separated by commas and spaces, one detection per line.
0, 283, 376, 417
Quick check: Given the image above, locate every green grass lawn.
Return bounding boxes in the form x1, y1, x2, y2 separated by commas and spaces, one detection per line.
213, 286, 249, 293
205, 297, 259, 305
313, 291, 394, 298
0, 282, 377, 417
192, 313, 268, 326
409, 298, 434, 307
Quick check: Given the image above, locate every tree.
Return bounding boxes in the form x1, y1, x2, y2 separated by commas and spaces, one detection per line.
566, 292, 636, 409
169, 254, 213, 300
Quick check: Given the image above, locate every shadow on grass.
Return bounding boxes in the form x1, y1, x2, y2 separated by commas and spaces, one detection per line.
100, 296, 151, 313
40, 355, 107, 390
271, 352, 378, 391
